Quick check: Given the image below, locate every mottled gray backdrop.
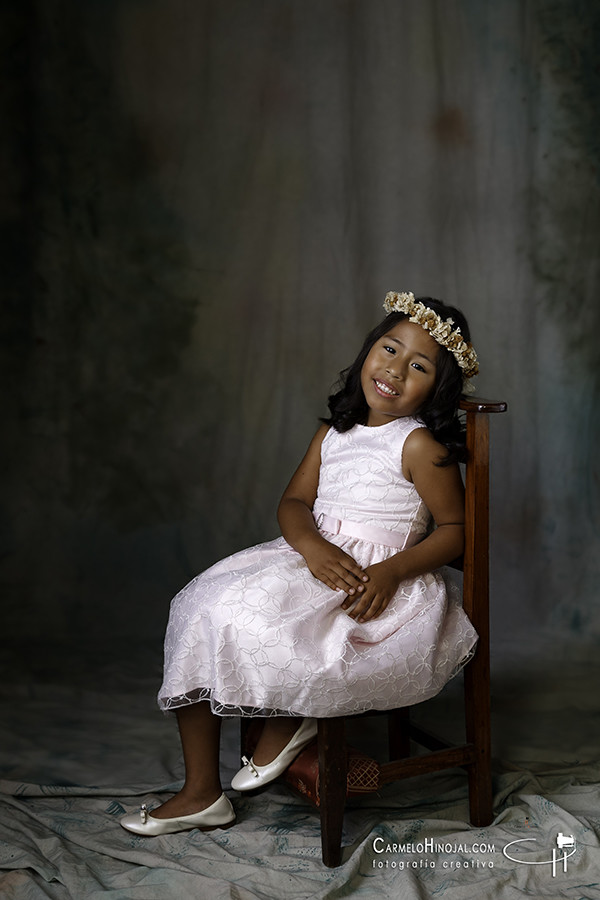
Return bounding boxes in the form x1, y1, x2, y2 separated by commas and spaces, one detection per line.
2, 1, 599, 680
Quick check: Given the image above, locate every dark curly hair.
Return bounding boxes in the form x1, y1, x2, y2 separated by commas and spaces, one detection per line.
322, 297, 473, 465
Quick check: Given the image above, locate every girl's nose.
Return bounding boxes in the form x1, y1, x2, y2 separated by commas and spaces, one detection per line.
386, 359, 406, 380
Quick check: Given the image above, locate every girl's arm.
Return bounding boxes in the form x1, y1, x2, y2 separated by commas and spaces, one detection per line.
278, 425, 369, 596
342, 427, 465, 622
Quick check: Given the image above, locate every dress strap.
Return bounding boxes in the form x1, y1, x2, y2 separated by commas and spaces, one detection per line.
316, 513, 421, 550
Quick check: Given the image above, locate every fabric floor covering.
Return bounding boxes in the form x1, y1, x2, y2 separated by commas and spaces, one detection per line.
0, 639, 599, 900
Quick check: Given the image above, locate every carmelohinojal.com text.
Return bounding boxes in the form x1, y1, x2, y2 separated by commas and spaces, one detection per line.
371, 838, 496, 870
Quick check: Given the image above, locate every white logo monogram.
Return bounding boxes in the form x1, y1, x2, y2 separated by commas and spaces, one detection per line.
503, 833, 576, 877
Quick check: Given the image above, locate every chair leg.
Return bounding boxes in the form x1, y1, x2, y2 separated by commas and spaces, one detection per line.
317, 717, 347, 868
388, 707, 411, 759
464, 649, 493, 826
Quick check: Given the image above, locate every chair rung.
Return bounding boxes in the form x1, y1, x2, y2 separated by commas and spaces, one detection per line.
380, 744, 475, 783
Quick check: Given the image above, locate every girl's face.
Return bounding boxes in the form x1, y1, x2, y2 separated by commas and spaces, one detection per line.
360, 320, 438, 427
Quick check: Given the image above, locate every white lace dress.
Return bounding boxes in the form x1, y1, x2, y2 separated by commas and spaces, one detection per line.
158, 417, 477, 717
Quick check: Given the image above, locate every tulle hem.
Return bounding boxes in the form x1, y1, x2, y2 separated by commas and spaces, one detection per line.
158, 640, 477, 719
159, 687, 295, 718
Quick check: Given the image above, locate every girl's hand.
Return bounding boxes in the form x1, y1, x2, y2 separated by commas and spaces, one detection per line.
302, 538, 369, 595
340, 559, 402, 622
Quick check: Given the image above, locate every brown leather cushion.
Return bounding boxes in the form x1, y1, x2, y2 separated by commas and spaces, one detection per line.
284, 741, 380, 807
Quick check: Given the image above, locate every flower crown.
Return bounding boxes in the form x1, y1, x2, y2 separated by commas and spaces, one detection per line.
383, 291, 479, 379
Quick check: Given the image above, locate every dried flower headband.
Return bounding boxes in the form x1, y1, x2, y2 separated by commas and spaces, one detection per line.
383, 291, 479, 380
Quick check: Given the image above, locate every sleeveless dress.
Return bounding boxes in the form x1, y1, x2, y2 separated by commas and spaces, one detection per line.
158, 417, 478, 718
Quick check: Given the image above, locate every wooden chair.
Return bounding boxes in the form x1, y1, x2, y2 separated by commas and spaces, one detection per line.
315, 397, 507, 866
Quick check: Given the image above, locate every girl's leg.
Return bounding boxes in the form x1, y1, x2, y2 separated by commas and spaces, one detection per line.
251, 716, 308, 765
151, 701, 223, 819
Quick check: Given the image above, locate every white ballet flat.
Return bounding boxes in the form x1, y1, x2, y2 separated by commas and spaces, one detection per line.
231, 718, 318, 792
119, 793, 236, 835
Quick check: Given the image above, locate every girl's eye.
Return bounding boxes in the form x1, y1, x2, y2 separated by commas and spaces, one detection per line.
383, 345, 395, 354
411, 362, 426, 373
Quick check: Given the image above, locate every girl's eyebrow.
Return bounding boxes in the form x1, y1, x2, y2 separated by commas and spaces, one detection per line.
385, 336, 436, 366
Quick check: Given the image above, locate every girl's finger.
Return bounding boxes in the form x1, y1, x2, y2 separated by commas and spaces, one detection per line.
349, 591, 388, 620
318, 574, 342, 591
358, 602, 382, 622
332, 568, 366, 593
359, 597, 389, 622
322, 572, 361, 594
346, 594, 373, 618
340, 597, 359, 610
341, 560, 369, 582
331, 551, 368, 583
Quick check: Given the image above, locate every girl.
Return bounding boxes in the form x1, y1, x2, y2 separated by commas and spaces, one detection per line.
120, 291, 480, 835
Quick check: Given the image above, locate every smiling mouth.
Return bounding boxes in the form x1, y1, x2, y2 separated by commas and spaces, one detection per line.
373, 379, 399, 397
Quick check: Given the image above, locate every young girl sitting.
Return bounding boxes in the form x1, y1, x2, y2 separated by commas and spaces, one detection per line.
121, 291, 480, 835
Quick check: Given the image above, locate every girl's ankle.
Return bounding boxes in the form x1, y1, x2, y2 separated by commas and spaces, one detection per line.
151, 787, 223, 818
180, 785, 222, 804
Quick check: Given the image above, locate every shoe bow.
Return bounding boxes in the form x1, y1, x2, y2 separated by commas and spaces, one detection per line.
241, 755, 259, 778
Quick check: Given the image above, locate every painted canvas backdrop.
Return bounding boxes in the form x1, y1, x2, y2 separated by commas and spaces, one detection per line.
2, 1, 599, 678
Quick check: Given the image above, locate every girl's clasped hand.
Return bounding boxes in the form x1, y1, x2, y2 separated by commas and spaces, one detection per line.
301, 538, 402, 623
301, 537, 370, 597
340, 559, 401, 622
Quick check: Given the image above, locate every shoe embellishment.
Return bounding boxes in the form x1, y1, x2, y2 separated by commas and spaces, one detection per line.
241, 755, 259, 777
140, 804, 148, 824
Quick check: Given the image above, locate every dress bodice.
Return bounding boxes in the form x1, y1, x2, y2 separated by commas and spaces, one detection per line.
312, 417, 431, 538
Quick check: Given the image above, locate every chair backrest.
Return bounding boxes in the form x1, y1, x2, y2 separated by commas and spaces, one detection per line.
459, 398, 507, 658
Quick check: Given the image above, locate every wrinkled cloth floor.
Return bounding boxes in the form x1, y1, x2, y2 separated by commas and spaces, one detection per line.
0, 639, 599, 899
